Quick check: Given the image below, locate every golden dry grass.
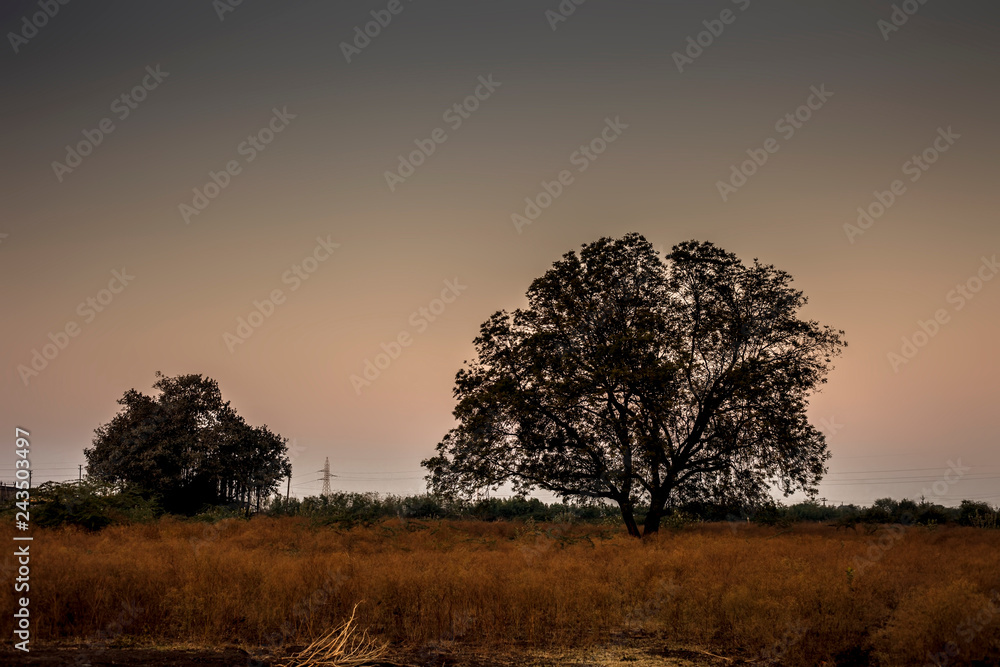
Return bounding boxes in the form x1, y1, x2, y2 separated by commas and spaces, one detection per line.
7, 518, 1000, 665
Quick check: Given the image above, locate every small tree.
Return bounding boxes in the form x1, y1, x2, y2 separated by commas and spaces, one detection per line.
85, 372, 290, 514
423, 234, 846, 537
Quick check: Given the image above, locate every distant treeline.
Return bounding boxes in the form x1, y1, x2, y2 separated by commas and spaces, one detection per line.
6, 480, 999, 532
263, 493, 1000, 530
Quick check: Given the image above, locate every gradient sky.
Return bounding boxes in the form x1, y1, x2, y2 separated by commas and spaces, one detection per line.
2, 0, 999, 506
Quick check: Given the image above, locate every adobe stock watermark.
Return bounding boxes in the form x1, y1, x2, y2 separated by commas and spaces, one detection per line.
7, 0, 71, 54
350, 278, 468, 394
818, 416, 844, 439
672, 0, 752, 73
844, 126, 960, 244
545, 0, 588, 31
70, 600, 144, 667
716, 85, 833, 202
624, 577, 681, 629
285, 437, 307, 465
878, 0, 931, 41
223, 236, 339, 352
852, 458, 968, 578
179, 106, 296, 224
340, 0, 416, 63
512, 116, 628, 233
887, 254, 997, 373
384, 75, 501, 192
16, 268, 135, 386
922, 589, 1000, 667
51, 64, 170, 182
729, 410, 840, 532
257, 570, 350, 665
212, 0, 246, 22
752, 620, 809, 664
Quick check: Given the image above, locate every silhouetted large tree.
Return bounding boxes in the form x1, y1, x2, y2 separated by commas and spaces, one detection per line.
423, 234, 846, 537
85, 372, 290, 514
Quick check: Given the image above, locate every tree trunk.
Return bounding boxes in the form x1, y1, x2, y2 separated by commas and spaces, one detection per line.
642, 504, 663, 537
618, 501, 641, 538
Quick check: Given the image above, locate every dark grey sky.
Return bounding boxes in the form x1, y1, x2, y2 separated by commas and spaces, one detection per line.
3, 1, 1000, 505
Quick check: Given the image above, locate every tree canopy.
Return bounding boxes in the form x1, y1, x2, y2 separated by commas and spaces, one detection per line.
85, 372, 290, 514
423, 234, 846, 537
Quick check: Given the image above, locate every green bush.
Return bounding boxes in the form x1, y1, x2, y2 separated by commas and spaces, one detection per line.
399, 494, 449, 519
190, 503, 251, 522
22, 483, 998, 534
262, 492, 618, 525
784, 500, 845, 522
29, 480, 160, 531
958, 500, 998, 528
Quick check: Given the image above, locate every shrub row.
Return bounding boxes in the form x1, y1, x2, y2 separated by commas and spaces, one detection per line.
4, 481, 998, 531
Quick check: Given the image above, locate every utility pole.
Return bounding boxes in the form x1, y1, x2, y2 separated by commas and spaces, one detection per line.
321, 457, 331, 496
79, 464, 83, 482
286, 472, 291, 502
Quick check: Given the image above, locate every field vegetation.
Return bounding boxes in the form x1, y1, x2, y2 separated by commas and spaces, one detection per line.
5, 506, 1000, 666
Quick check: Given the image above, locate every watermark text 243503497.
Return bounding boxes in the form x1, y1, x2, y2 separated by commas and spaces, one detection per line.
13, 426, 32, 653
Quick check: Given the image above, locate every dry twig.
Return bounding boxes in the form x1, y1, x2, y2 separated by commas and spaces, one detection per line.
278, 603, 387, 667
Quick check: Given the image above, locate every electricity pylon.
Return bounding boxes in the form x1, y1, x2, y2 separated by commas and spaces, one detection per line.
321, 457, 332, 496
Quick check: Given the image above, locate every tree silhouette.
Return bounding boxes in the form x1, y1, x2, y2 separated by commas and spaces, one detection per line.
423, 234, 846, 537
85, 372, 290, 514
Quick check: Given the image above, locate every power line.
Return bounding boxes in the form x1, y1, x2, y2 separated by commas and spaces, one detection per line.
825, 466, 1000, 475
821, 476, 1000, 486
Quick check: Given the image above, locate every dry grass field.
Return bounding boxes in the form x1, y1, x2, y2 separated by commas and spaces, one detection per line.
4, 518, 1000, 666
